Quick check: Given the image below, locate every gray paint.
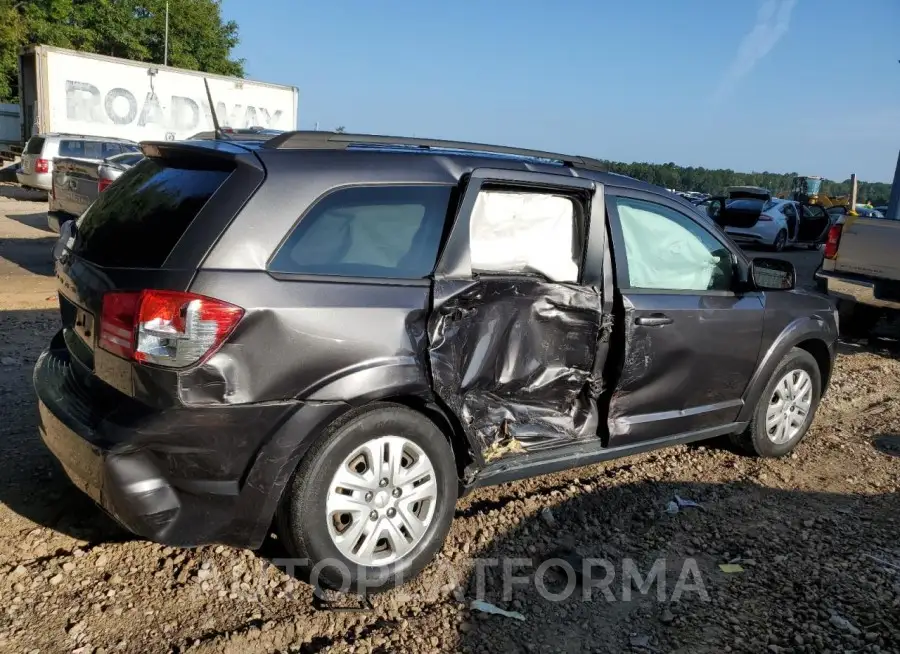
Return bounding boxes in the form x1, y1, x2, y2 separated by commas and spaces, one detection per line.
34, 139, 839, 550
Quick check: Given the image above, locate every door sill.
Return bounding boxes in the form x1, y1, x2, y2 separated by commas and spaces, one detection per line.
467, 422, 746, 490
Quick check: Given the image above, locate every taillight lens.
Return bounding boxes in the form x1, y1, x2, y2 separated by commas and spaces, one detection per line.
99, 292, 140, 359
35, 158, 49, 174
99, 290, 243, 368
824, 224, 842, 259
98, 178, 113, 193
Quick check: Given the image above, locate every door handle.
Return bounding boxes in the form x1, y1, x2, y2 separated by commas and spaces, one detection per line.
635, 314, 673, 327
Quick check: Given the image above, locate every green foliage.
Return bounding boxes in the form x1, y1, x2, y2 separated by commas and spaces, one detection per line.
600, 160, 892, 206
0, 0, 244, 103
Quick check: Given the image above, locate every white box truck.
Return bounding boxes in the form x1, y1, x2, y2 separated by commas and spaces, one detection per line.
18, 45, 298, 143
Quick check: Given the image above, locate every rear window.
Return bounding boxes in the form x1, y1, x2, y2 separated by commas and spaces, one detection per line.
72, 159, 231, 268
270, 185, 453, 279
59, 140, 109, 159
726, 199, 765, 212
24, 137, 45, 155
106, 152, 144, 166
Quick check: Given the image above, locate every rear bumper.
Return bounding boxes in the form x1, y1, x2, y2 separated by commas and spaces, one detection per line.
814, 270, 900, 311
725, 222, 779, 246
16, 170, 51, 191
34, 341, 346, 548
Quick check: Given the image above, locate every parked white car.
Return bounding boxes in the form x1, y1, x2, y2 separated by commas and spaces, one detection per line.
708, 195, 831, 251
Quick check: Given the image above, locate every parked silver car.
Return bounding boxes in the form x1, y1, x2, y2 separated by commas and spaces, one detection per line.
17, 133, 139, 192
48, 151, 144, 232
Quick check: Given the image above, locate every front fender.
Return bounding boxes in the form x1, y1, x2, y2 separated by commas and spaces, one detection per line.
737, 314, 836, 423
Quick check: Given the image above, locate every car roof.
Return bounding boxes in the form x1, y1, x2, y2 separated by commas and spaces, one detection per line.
146, 130, 712, 223
35, 133, 139, 143
162, 130, 675, 193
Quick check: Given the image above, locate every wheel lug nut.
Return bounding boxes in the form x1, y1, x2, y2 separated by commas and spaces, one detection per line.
364, 492, 373, 502
369, 510, 378, 521
379, 478, 389, 487
392, 488, 401, 498
387, 508, 396, 518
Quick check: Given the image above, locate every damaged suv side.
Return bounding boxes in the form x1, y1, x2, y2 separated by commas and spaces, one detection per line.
35, 132, 838, 593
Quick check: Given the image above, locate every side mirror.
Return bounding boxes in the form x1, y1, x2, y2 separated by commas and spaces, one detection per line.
750, 257, 795, 291
706, 198, 724, 222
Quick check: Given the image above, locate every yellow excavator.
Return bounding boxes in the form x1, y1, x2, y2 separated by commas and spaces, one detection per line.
786, 175, 856, 214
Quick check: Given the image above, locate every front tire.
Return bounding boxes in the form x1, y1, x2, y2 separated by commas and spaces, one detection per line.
277, 403, 458, 594
731, 348, 821, 457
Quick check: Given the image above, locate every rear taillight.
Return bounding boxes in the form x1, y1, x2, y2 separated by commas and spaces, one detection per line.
824, 224, 842, 259
99, 290, 243, 368
98, 178, 113, 193
99, 292, 140, 359
35, 158, 49, 174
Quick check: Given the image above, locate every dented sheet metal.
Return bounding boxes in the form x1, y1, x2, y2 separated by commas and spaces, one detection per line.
428, 278, 604, 459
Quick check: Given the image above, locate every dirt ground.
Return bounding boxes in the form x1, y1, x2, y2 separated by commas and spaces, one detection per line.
0, 186, 898, 654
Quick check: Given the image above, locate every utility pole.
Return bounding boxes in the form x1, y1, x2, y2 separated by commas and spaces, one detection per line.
164, 1, 170, 66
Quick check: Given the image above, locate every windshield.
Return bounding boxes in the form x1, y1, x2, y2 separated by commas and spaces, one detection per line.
805, 178, 823, 195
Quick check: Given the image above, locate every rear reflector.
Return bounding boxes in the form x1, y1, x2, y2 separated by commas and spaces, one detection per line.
99, 290, 243, 368
35, 159, 49, 174
98, 178, 113, 193
824, 224, 842, 259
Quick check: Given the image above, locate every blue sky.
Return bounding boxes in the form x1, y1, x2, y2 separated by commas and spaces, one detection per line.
221, 0, 899, 183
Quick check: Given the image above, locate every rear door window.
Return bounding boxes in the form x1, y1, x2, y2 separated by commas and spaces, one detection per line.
72, 159, 232, 268
24, 137, 45, 155
270, 185, 453, 279
102, 143, 123, 157
58, 140, 82, 157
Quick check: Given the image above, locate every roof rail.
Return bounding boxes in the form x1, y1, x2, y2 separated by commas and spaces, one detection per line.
263, 131, 607, 171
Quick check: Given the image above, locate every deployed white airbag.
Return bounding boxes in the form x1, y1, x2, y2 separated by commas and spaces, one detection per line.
469, 191, 578, 282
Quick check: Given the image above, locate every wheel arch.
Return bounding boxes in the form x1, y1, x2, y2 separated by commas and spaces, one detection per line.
738, 317, 835, 423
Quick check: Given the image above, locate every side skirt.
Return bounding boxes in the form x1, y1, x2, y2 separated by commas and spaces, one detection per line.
465, 422, 747, 491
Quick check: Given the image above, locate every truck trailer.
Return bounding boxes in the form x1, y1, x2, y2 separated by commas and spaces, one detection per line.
17, 45, 298, 144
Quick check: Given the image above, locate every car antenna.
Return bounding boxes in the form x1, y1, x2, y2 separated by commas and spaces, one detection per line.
203, 78, 228, 140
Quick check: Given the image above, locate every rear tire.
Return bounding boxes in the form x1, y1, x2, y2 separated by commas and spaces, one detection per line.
730, 348, 821, 457
837, 300, 881, 339
277, 403, 458, 595
772, 229, 787, 252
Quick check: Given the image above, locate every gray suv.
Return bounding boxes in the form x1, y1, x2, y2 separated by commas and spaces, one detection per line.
17, 133, 139, 192
34, 132, 838, 593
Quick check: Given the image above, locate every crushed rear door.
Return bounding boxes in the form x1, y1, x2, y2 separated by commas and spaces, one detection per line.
426, 169, 610, 464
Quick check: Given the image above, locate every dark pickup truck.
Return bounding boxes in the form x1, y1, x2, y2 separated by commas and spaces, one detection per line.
48, 151, 144, 232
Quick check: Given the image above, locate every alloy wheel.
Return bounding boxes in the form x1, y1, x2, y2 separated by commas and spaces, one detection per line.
325, 436, 437, 566
766, 369, 813, 444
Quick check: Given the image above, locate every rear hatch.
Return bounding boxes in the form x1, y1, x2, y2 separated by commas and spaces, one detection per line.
53, 141, 265, 406
20, 136, 45, 175
717, 197, 769, 229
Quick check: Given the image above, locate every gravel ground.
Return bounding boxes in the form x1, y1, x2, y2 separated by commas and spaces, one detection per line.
0, 186, 898, 654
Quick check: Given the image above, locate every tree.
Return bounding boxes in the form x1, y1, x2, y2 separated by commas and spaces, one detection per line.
1, 0, 244, 103
334, 126, 346, 133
